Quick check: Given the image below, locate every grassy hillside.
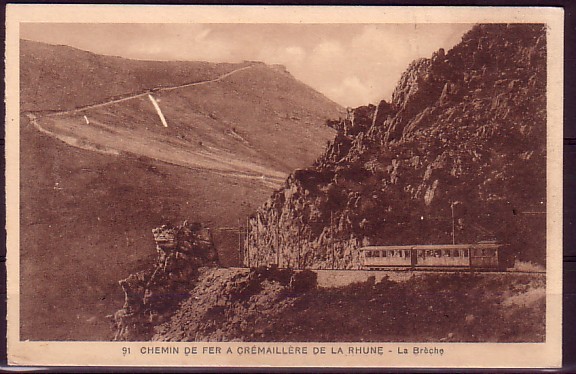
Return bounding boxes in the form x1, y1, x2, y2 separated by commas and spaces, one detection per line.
36, 63, 340, 177
19, 41, 342, 340
20, 39, 248, 112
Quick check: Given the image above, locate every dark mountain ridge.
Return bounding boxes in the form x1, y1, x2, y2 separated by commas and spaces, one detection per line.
244, 24, 547, 269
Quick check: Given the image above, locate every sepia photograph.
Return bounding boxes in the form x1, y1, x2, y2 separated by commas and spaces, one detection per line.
5, 5, 563, 368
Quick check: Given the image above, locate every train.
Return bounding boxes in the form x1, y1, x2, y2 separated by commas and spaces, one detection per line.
359, 241, 507, 271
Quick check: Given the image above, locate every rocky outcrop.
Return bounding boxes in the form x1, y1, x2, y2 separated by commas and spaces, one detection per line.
245, 24, 547, 269
111, 221, 218, 341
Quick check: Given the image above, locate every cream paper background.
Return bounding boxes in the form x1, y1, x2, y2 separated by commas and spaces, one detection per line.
5, 4, 564, 368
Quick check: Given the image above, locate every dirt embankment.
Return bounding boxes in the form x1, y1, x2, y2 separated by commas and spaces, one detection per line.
148, 266, 545, 343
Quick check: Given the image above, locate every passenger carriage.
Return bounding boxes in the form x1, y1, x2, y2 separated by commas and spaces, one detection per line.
360, 242, 503, 270
362, 246, 414, 268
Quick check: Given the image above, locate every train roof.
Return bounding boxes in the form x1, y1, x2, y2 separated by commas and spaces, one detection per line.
359, 243, 502, 251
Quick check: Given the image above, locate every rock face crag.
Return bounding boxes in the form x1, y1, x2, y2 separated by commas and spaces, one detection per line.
244, 24, 547, 269
111, 221, 218, 341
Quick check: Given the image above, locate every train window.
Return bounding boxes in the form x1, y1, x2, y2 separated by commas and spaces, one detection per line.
452, 249, 460, 257
365, 251, 372, 258
434, 250, 441, 257
404, 250, 411, 258
418, 250, 425, 258
443, 250, 450, 257
464, 250, 469, 257
379, 251, 384, 257
375, 251, 381, 257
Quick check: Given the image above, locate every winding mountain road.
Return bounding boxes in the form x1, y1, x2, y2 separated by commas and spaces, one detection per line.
45, 64, 256, 117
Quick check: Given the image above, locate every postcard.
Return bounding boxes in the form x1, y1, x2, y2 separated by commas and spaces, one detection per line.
5, 4, 563, 368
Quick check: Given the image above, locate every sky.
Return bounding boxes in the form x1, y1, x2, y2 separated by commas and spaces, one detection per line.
21, 23, 473, 107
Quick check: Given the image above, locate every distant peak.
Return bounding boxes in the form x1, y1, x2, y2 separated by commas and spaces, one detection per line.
269, 64, 289, 74
242, 61, 289, 74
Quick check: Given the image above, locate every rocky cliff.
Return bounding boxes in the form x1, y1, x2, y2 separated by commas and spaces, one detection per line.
244, 24, 547, 269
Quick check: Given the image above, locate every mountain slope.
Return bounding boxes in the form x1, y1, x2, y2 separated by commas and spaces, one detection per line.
20, 39, 249, 112
19, 41, 342, 340
244, 24, 547, 269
